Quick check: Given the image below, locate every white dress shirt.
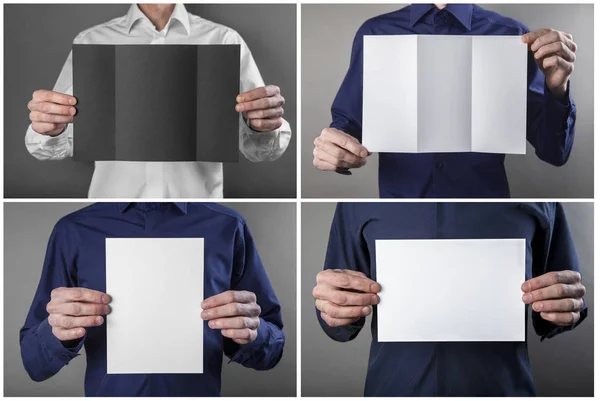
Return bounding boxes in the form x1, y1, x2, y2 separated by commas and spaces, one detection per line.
25, 4, 291, 198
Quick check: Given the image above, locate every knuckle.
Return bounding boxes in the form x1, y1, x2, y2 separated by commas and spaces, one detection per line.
571, 298, 578, 311
48, 314, 57, 326
328, 305, 340, 317
573, 272, 582, 282
51, 288, 63, 299
569, 312, 578, 324
333, 293, 347, 305
33, 90, 41, 99
41, 103, 50, 114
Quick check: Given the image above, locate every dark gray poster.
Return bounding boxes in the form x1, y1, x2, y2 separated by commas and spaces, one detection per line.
73, 44, 240, 162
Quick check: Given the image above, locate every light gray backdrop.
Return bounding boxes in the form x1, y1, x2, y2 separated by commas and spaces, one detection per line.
301, 4, 594, 198
4, 4, 296, 198
301, 202, 594, 396
4, 202, 296, 397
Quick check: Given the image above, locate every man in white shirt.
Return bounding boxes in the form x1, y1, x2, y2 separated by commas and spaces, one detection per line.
26, 3, 292, 198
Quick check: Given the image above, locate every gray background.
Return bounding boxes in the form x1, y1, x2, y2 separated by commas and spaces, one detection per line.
301, 4, 594, 198
4, 4, 296, 198
4, 202, 296, 397
301, 202, 594, 396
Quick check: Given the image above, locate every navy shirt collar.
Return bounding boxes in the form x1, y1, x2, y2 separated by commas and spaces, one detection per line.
409, 4, 473, 31
118, 202, 188, 214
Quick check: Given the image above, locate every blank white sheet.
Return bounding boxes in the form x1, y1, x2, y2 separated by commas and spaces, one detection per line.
106, 238, 204, 374
363, 35, 418, 152
362, 35, 527, 154
375, 239, 525, 342
471, 36, 528, 154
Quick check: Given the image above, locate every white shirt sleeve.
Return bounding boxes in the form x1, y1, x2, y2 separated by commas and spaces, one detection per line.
230, 32, 292, 162
24, 49, 75, 160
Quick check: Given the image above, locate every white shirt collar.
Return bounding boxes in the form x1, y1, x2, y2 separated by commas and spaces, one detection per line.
125, 3, 191, 36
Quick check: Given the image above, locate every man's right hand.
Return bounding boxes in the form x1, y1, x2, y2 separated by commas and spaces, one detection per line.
46, 287, 111, 341
313, 269, 381, 327
313, 128, 370, 171
28, 90, 77, 136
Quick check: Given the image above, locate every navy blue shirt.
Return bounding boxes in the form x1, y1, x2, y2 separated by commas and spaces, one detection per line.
331, 4, 577, 198
20, 202, 284, 397
318, 202, 587, 396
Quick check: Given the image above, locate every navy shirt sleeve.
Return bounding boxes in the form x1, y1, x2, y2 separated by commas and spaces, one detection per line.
316, 203, 371, 342
524, 27, 577, 166
532, 203, 587, 340
329, 24, 369, 141
19, 218, 84, 382
224, 221, 285, 370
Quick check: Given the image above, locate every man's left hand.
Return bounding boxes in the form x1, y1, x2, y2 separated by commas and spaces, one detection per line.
201, 290, 261, 344
236, 85, 285, 132
522, 28, 577, 99
522, 270, 586, 326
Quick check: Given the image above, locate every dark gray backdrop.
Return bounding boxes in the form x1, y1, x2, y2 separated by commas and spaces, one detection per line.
301, 202, 594, 396
301, 4, 594, 198
4, 202, 296, 396
4, 4, 296, 198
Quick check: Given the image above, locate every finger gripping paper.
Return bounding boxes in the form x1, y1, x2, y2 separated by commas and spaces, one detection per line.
73, 44, 240, 162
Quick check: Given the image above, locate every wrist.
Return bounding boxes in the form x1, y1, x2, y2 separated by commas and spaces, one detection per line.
548, 82, 568, 101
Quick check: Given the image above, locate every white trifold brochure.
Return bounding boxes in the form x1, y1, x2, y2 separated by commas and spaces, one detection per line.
375, 238, 526, 342
363, 35, 527, 154
106, 237, 204, 374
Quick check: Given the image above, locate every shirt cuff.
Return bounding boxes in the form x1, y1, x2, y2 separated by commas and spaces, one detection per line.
36, 318, 85, 364
30, 124, 70, 146
544, 80, 576, 134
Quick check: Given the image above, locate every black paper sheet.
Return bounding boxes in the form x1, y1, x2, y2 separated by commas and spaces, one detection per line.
73, 44, 240, 162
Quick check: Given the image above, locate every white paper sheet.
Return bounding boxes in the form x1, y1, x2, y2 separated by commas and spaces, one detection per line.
106, 238, 204, 374
375, 239, 525, 342
363, 35, 527, 154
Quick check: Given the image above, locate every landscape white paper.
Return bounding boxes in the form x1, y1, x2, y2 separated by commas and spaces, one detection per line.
106, 238, 204, 374
376, 239, 525, 342
363, 35, 527, 154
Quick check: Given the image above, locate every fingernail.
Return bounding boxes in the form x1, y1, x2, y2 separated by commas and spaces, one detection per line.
78, 329, 85, 336
521, 282, 530, 292
208, 320, 215, 328
70, 107, 77, 116
102, 295, 110, 303
360, 150, 368, 158
236, 95, 243, 102
70, 98, 77, 105
370, 283, 381, 293
235, 105, 243, 112
96, 316, 103, 324
522, 293, 532, 303
104, 306, 110, 314
362, 307, 371, 315
540, 312, 549, 318
200, 312, 207, 320
371, 295, 379, 305
533, 302, 543, 312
